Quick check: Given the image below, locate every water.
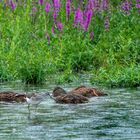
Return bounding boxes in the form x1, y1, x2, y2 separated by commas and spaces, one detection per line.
0, 82, 140, 140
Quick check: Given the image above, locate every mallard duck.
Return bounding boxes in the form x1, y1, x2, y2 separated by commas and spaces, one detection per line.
52, 87, 89, 104
70, 86, 107, 97
52, 87, 67, 97
54, 93, 89, 104
0, 91, 27, 102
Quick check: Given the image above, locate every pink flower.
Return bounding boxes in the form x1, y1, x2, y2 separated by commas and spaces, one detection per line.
10, 0, 16, 11
53, 10, 58, 22
39, 0, 44, 5
57, 22, 63, 31
83, 10, 93, 31
52, 26, 55, 34
101, 0, 109, 11
87, 0, 96, 10
66, 0, 71, 21
45, 2, 51, 13
121, 0, 132, 15
104, 17, 110, 31
74, 8, 83, 27
136, 4, 140, 8
53, 0, 61, 22
53, 0, 61, 10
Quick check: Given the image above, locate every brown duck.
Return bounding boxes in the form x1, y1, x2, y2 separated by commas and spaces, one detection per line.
70, 86, 107, 98
52, 87, 89, 104
0, 91, 27, 102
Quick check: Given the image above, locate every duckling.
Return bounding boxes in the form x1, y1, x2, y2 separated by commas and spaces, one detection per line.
0, 91, 27, 102
70, 86, 107, 97
52, 87, 89, 104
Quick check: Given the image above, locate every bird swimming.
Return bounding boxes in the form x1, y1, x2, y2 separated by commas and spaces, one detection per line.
0, 86, 107, 105
50, 86, 107, 104
0, 91, 27, 102
69, 86, 107, 98
51, 87, 89, 104
52, 86, 67, 97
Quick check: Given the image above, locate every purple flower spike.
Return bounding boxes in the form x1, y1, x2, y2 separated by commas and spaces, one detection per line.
53, 0, 61, 22
104, 17, 110, 31
136, 3, 140, 8
94, 0, 100, 11
52, 26, 55, 34
121, 0, 132, 15
87, 0, 96, 10
53, 10, 58, 22
74, 8, 83, 27
83, 10, 93, 31
66, 0, 71, 21
53, 0, 61, 10
101, 0, 109, 11
32, 6, 37, 13
39, 0, 44, 5
57, 22, 63, 31
10, 0, 16, 11
136, 0, 140, 14
45, 2, 51, 13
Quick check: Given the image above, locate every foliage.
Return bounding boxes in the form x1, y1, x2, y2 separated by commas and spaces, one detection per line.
91, 65, 140, 88
0, 0, 139, 87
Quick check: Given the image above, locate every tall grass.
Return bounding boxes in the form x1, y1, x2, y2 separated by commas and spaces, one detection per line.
0, 0, 140, 87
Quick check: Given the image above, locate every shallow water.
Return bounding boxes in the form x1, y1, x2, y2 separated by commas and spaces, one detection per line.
0, 82, 140, 140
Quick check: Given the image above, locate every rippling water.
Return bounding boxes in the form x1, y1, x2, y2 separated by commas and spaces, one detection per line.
0, 82, 140, 140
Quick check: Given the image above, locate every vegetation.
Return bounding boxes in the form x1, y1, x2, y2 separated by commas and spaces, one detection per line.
0, 0, 140, 87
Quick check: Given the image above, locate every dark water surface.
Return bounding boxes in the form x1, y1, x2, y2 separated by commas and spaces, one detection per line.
0, 81, 140, 140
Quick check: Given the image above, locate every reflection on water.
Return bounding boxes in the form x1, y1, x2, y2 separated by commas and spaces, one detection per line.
0, 82, 140, 140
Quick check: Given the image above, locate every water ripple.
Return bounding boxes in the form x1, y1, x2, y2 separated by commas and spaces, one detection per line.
0, 86, 140, 140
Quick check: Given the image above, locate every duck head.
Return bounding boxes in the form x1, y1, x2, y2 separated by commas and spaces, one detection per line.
52, 87, 67, 97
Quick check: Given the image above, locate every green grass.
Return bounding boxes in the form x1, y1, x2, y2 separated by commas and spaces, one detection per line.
91, 65, 140, 88
0, 1, 140, 87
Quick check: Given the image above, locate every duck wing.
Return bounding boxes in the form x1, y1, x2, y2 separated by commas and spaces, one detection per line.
55, 93, 88, 104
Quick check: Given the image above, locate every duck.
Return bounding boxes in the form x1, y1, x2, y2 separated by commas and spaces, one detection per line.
70, 86, 107, 98
52, 86, 67, 97
0, 91, 27, 102
51, 87, 89, 104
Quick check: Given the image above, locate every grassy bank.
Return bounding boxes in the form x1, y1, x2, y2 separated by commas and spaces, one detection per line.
0, 0, 140, 87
